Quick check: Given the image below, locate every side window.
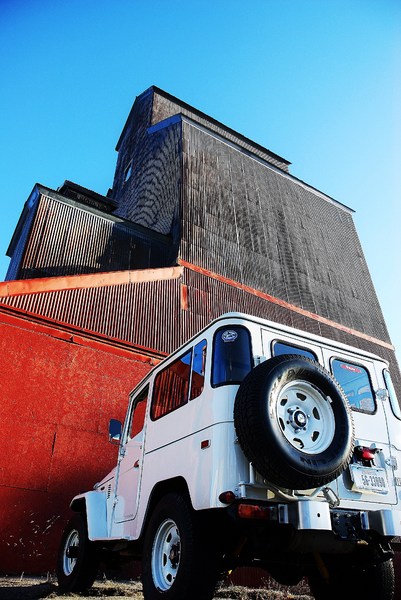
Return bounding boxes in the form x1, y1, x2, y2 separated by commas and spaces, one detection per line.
128, 385, 148, 440
212, 326, 253, 387
383, 369, 401, 421
151, 350, 192, 420
190, 339, 207, 400
272, 341, 317, 361
331, 359, 375, 413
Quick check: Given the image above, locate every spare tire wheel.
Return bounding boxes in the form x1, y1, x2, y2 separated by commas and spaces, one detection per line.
234, 354, 355, 490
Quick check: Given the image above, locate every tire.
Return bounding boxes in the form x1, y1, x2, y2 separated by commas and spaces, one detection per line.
308, 556, 395, 600
268, 564, 304, 586
142, 493, 218, 600
56, 513, 99, 593
234, 354, 354, 490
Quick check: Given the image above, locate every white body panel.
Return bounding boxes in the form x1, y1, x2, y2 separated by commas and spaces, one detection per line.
70, 312, 401, 543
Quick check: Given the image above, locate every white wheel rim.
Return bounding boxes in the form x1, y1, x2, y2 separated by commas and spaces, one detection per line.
276, 380, 335, 454
62, 528, 79, 576
151, 518, 180, 591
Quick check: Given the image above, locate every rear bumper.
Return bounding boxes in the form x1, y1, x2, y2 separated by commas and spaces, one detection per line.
362, 508, 401, 537
280, 500, 401, 538
282, 500, 332, 530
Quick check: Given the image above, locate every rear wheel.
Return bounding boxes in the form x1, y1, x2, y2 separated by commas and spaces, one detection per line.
56, 513, 99, 593
142, 493, 218, 600
308, 555, 395, 600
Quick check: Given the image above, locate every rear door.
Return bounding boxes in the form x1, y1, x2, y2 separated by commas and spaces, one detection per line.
323, 349, 396, 505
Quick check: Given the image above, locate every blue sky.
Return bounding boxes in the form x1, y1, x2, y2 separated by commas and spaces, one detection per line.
1, 0, 400, 360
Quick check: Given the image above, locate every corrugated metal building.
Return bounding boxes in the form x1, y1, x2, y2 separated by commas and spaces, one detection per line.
1, 86, 400, 577
5, 85, 400, 394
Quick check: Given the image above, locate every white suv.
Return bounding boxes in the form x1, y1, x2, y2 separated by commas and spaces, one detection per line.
56, 312, 401, 600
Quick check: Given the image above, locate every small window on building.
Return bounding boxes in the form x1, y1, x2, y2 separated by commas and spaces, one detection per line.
123, 162, 132, 184
331, 359, 375, 413
383, 369, 401, 421
128, 386, 149, 440
190, 340, 207, 400
151, 350, 192, 420
272, 341, 317, 362
212, 326, 253, 387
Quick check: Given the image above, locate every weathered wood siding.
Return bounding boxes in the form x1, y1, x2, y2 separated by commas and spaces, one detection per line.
180, 118, 390, 346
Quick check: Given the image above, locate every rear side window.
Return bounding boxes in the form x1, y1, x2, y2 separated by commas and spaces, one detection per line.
151, 350, 192, 420
272, 341, 317, 361
212, 326, 253, 387
331, 359, 375, 413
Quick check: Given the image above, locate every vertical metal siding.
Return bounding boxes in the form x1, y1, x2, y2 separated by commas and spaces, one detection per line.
14, 194, 173, 280
1, 278, 182, 355
3, 266, 400, 400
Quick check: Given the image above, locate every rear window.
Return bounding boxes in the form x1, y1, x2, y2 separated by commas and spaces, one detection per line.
331, 359, 375, 413
272, 341, 317, 361
383, 369, 401, 421
212, 326, 253, 387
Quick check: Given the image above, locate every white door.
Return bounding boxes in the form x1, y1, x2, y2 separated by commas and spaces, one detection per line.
114, 385, 148, 523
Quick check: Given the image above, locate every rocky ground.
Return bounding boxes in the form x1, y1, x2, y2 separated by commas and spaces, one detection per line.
0, 576, 313, 600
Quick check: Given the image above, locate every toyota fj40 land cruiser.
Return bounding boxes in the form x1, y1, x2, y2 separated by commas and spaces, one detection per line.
57, 313, 401, 600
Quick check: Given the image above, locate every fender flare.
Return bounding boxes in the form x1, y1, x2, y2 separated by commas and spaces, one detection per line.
71, 491, 108, 540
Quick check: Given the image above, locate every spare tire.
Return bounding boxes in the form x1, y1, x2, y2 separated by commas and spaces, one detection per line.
234, 354, 354, 490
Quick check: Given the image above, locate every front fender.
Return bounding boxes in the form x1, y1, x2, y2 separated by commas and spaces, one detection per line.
71, 491, 108, 540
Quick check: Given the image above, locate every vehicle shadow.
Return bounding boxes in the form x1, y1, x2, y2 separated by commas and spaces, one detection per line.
0, 581, 56, 600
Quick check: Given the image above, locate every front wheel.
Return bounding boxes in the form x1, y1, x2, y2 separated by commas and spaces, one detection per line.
56, 513, 99, 593
142, 493, 218, 600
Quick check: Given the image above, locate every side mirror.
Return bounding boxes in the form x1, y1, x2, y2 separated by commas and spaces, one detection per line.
109, 419, 122, 444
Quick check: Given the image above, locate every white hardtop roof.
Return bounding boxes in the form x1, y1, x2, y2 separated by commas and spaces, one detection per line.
129, 311, 387, 398
210, 312, 385, 364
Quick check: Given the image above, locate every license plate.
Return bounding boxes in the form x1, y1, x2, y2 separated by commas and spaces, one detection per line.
349, 464, 388, 494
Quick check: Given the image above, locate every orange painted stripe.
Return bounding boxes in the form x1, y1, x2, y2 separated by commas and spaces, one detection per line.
0, 266, 183, 298
178, 259, 394, 351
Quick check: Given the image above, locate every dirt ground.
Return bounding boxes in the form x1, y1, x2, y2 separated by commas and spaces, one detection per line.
0, 576, 313, 600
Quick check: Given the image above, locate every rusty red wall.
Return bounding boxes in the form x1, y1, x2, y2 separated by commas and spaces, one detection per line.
2, 302, 401, 592
0, 307, 159, 574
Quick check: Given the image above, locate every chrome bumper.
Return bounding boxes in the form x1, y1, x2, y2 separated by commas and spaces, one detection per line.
362, 509, 401, 537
